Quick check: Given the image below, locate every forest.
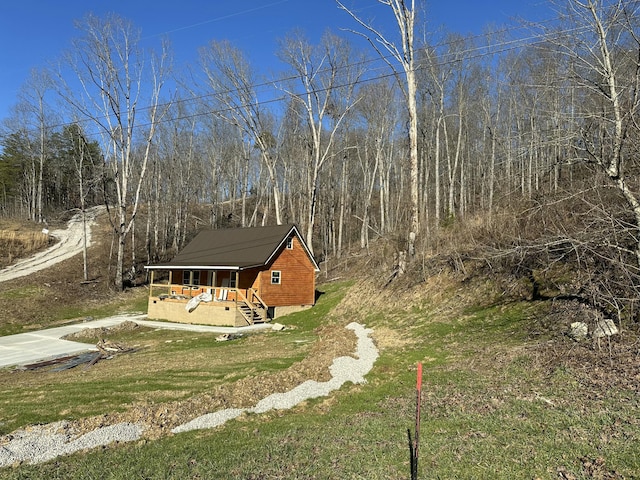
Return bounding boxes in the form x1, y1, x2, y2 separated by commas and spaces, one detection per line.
1, 0, 639, 326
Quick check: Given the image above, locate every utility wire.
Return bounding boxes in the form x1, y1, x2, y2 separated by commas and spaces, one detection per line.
20, 12, 612, 136
90, 21, 598, 134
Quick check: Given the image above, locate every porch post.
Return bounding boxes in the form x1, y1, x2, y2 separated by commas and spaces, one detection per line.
149, 270, 155, 297
234, 270, 239, 307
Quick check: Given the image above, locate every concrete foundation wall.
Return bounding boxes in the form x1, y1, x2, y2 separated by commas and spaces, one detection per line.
147, 298, 247, 327
273, 304, 312, 318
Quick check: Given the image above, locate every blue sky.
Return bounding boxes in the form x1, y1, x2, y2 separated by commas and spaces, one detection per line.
0, 0, 549, 124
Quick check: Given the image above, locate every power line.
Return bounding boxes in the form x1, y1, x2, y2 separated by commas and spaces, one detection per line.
157, 13, 579, 114
95, 20, 595, 133
15, 11, 606, 138
143, 0, 292, 39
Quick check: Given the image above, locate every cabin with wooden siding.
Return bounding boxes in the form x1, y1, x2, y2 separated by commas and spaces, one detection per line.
144, 224, 319, 327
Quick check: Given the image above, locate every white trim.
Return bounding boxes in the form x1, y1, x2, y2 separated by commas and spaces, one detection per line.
263, 225, 320, 272
145, 265, 240, 271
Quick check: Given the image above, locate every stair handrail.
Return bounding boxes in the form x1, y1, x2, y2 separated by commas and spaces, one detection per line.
247, 288, 268, 311
236, 289, 250, 306
236, 289, 264, 325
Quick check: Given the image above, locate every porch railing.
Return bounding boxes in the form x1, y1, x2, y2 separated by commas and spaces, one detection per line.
150, 283, 236, 300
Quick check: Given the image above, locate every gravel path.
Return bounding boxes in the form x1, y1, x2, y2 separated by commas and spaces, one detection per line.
0, 206, 104, 283
0, 322, 378, 468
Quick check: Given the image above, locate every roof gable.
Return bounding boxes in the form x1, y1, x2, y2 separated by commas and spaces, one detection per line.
146, 224, 319, 271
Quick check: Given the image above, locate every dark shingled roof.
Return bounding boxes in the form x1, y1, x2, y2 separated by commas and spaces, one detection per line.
146, 224, 317, 270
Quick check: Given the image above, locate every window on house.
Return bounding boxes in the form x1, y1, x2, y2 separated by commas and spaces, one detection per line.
271, 270, 281, 284
287, 237, 293, 249
182, 270, 200, 285
229, 273, 237, 288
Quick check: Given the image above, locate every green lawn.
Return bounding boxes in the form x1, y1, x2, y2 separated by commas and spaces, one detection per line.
1, 279, 638, 479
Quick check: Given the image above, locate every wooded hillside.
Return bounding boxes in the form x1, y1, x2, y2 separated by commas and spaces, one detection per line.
1, 1, 639, 326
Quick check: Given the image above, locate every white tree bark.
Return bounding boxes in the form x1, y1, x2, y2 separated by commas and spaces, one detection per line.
278, 32, 363, 254
199, 41, 283, 225
58, 13, 171, 290
338, 0, 419, 257
556, 0, 640, 265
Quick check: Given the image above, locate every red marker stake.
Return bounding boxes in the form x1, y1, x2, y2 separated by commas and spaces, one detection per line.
409, 362, 423, 480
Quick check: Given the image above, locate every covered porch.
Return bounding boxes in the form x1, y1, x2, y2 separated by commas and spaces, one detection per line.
147, 268, 269, 327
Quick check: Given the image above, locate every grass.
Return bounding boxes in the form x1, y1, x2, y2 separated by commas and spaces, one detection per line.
0, 288, 149, 337
0, 280, 351, 437
1, 279, 639, 479
0, 228, 51, 269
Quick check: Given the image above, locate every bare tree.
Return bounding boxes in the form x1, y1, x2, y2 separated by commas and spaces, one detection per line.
551, 0, 640, 265
277, 30, 364, 254
338, 0, 420, 257
10, 69, 56, 223
355, 80, 398, 248
57, 13, 171, 290
198, 40, 283, 225
62, 123, 102, 280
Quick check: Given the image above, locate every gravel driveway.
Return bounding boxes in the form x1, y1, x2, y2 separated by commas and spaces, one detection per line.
0, 206, 103, 284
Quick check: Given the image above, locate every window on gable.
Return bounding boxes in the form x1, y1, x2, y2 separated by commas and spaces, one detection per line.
271, 270, 281, 284
287, 237, 293, 249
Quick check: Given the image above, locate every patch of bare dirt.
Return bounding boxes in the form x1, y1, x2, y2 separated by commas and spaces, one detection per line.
556, 456, 625, 480
531, 329, 640, 396
61, 321, 146, 341
372, 326, 412, 351
517, 299, 640, 396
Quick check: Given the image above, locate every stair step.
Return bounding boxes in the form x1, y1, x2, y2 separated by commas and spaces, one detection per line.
238, 302, 267, 325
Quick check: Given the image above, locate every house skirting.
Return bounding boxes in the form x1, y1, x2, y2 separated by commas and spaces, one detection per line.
147, 297, 248, 327
272, 304, 312, 317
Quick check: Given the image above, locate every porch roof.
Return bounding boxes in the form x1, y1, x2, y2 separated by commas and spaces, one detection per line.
145, 224, 317, 271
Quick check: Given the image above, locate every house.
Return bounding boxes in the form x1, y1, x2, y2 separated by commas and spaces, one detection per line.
144, 224, 320, 327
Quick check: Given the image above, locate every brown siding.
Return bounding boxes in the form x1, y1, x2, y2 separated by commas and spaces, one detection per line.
257, 236, 316, 307
239, 268, 260, 290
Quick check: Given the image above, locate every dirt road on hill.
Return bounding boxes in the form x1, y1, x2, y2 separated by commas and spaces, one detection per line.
0, 206, 104, 283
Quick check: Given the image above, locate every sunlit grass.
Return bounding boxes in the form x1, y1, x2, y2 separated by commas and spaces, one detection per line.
1, 279, 639, 479
0, 229, 51, 266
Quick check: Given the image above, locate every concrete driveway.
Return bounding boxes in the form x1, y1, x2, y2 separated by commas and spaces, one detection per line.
0, 314, 271, 368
